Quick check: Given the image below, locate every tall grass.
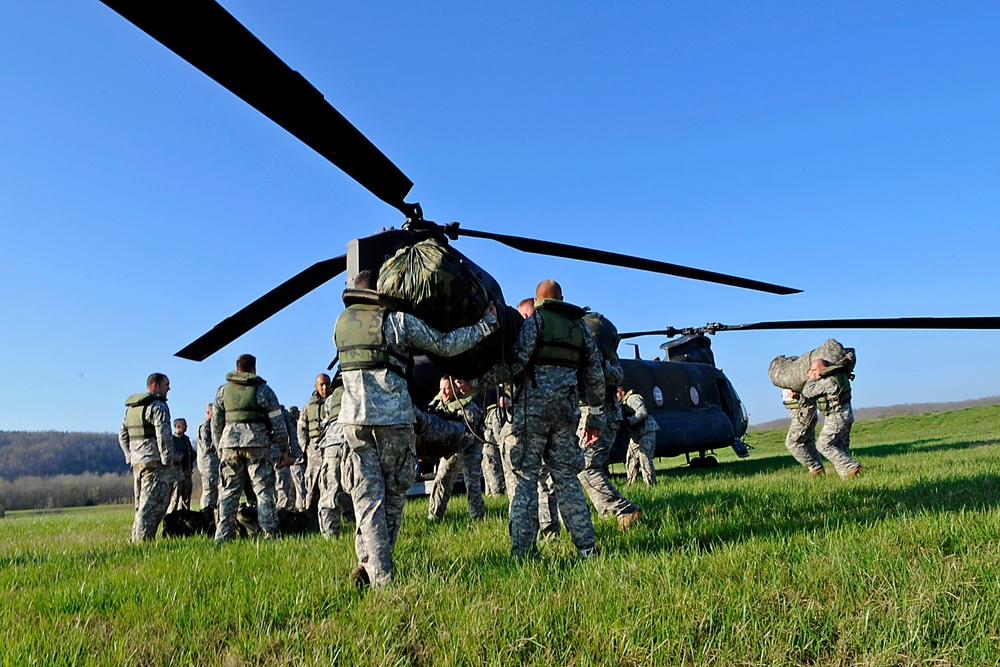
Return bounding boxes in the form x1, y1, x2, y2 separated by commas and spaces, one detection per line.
1, 406, 999, 666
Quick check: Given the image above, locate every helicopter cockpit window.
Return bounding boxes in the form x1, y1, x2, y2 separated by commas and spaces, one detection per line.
689, 386, 700, 406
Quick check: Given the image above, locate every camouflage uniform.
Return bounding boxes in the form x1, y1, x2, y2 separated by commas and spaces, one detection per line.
196, 416, 219, 511
536, 466, 561, 539
167, 432, 196, 512
783, 391, 824, 474
801, 373, 861, 478
427, 395, 486, 521
317, 387, 346, 538
481, 405, 507, 496
118, 393, 174, 542
212, 372, 289, 542
336, 298, 497, 588
275, 408, 300, 510
469, 301, 605, 558
298, 391, 327, 510
622, 390, 658, 486
578, 359, 640, 519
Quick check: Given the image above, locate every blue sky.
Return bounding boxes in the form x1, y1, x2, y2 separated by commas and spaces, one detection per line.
2, 1, 999, 432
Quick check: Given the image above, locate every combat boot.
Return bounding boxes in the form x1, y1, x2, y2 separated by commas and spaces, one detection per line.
846, 466, 863, 479
350, 565, 371, 590
578, 546, 600, 559
809, 467, 826, 477
617, 509, 642, 531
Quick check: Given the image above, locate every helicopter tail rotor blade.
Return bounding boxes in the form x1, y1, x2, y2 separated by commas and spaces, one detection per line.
448, 225, 800, 295
175, 255, 347, 361
99, 0, 415, 216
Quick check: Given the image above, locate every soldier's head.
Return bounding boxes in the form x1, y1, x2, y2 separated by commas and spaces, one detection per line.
535, 279, 563, 301
289, 406, 300, 420
205, 403, 212, 420
147, 373, 170, 397
173, 418, 187, 435
354, 270, 376, 290
439, 376, 456, 402
315, 373, 332, 398
498, 395, 511, 410
809, 358, 828, 380
517, 297, 535, 319
236, 354, 257, 373
616, 385, 626, 400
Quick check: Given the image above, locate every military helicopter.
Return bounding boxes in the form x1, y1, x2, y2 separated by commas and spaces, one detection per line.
94, 1, 801, 373
613, 316, 1000, 468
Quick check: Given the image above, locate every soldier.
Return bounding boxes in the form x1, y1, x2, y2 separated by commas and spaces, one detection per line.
618, 386, 659, 486
578, 316, 642, 530
800, 358, 863, 479
481, 398, 508, 497
211, 354, 293, 543
167, 418, 196, 512
274, 406, 299, 510
781, 388, 825, 476
334, 270, 498, 589
298, 374, 332, 510
458, 279, 605, 559
427, 377, 486, 521
196, 403, 219, 514
287, 405, 307, 509
317, 376, 347, 538
118, 373, 174, 542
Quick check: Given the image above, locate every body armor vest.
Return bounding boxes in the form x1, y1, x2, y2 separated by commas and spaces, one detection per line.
304, 393, 327, 442
334, 301, 409, 377
532, 299, 586, 369
621, 390, 646, 429
327, 385, 344, 423
816, 373, 852, 414
124, 392, 161, 440
222, 372, 267, 424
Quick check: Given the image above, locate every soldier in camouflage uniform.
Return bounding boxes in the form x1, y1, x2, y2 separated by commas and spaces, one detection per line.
285, 406, 306, 509
317, 378, 347, 538
801, 359, 862, 479
459, 280, 605, 559
274, 407, 296, 510
481, 399, 508, 496
577, 324, 642, 529
334, 271, 498, 589
298, 374, 332, 511
427, 377, 486, 521
212, 354, 293, 543
196, 403, 219, 513
781, 389, 824, 475
167, 418, 196, 512
118, 373, 175, 542
619, 387, 659, 486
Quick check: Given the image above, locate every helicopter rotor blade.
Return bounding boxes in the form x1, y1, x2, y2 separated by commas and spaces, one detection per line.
176, 255, 347, 361
99, 0, 415, 216
619, 316, 1000, 340
446, 224, 800, 295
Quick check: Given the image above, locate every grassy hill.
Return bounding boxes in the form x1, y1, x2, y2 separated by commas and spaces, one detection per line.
2, 405, 999, 665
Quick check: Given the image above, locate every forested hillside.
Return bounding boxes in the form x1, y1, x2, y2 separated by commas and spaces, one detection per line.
0, 432, 128, 480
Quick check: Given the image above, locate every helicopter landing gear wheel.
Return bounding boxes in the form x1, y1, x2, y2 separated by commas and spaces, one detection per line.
702, 456, 718, 468
689, 456, 703, 469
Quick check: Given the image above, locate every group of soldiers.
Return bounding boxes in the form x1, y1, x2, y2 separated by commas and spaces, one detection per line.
117, 274, 665, 589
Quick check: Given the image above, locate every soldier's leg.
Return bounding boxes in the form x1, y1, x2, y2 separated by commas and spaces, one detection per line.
199, 452, 220, 511
131, 464, 173, 543
785, 408, 823, 473
639, 433, 657, 486
305, 453, 323, 511
275, 464, 293, 510
178, 475, 193, 510
318, 447, 343, 539
578, 423, 637, 519
290, 461, 307, 511
214, 449, 247, 542
815, 415, 861, 478
481, 441, 505, 496
428, 454, 461, 520
504, 414, 545, 558
625, 440, 641, 484
245, 447, 279, 537
461, 441, 486, 519
537, 466, 561, 539
545, 418, 597, 553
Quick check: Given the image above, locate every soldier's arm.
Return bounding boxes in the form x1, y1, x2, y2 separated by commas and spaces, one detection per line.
259, 386, 289, 453
800, 377, 834, 400
296, 412, 309, 454
469, 314, 540, 390
118, 420, 131, 465
604, 358, 624, 388
211, 387, 226, 448
395, 310, 498, 358
627, 395, 648, 424
198, 422, 214, 454
150, 403, 173, 466
286, 415, 304, 459
579, 329, 606, 430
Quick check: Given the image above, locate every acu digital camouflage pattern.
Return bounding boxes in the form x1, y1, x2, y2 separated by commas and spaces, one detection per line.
376, 238, 490, 333
118, 396, 174, 542
427, 396, 486, 521
481, 406, 507, 496
622, 391, 658, 486
317, 391, 348, 539
802, 375, 861, 477
197, 417, 220, 510
769, 339, 857, 392
785, 402, 824, 473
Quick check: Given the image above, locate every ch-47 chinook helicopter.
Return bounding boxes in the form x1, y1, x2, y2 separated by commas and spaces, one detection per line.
613, 316, 1000, 468
94, 1, 800, 371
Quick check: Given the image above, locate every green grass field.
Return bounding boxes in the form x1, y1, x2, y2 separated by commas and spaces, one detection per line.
3, 407, 1000, 666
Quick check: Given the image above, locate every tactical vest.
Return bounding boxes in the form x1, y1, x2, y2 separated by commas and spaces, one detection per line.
124, 392, 161, 440
334, 297, 409, 378
532, 299, 587, 369
222, 372, 267, 424
816, 373, 852, 414
620, 390, 646, 429
304, 393, 327, 442
327, 385, 344, 423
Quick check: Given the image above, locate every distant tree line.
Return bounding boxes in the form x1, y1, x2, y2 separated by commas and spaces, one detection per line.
0, 473, 133, 512
0, 431, 129, 481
